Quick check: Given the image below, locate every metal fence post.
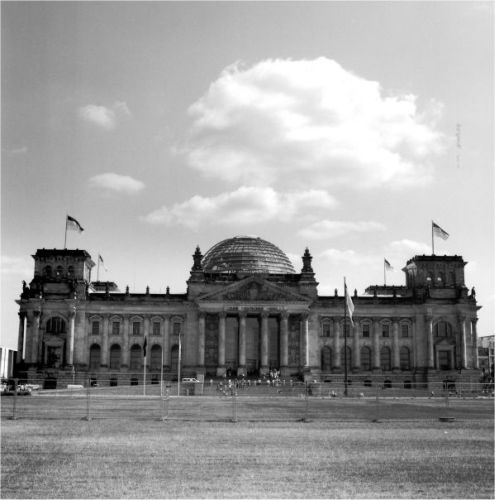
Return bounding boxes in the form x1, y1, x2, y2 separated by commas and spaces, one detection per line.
84, 376, 91, 421
231, 387, 238, 423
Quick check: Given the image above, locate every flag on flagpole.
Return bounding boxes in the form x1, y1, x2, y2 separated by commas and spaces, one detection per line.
384, 258, 393, 271
98, 255, 108, 271
66, 215, 84, 233
345, 281, 354, 326
143, 336, 147, 358
432, 221, 449, 240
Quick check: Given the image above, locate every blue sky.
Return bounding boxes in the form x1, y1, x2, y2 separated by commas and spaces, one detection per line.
2, 1, 493, 349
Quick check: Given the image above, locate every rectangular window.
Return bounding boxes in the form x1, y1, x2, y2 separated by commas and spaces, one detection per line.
172, 322, 181, 336
321, 322, 331, 337
362, 324, 370, 338
401, 324, 409, 338
152, 321, 161, 336
112, 322, 120, 336
382, 324, 390, 338
133, 322, 141, 336
92, 321, 100, 336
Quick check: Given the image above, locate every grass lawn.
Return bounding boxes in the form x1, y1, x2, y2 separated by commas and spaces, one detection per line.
2, 416, 493, 499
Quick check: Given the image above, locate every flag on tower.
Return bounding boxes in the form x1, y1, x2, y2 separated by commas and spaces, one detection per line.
66, 215, 84, 233
98, 254, 108, 271
432, 221, 449, 240
345, 280, 354, 326
384, 258, 393, 270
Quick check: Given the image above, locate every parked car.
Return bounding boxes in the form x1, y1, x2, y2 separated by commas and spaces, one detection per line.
182, 378, 200, 383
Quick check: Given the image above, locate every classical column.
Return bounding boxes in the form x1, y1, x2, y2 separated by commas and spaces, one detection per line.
301, 313, 309, 368
122, 315, 130, 368
163, 315, 170, 369
426, 316, 434, 369
239, 312, 247, 374
459, 315, 467, 369
217, 312, 226, 376
280, 312, 289, 369
17, 312, 26, 361
67, 309, 76, 366
372, 320, 380, 370
198, 312, 206, 368
392, 318, 400, 371
31, 310, 41, 365
333, 319, 341, 369
352, 319, 360, 370
471, 318, 479, 369
101, 314, 109, 368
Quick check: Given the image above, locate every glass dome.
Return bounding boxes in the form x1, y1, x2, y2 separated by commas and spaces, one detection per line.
202, 236, 296, 274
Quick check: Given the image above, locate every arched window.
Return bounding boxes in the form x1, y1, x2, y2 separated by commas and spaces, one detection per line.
89, 344, 101, 370
130, 344, 142, 371
67, 266, 75, 278
150, 345, 162, 371
434, 321, 453, 338
380, 346, 391, 371
44, 265, 52, 277
321, 346, 332, 371
437, 272, 445, 286
109, 344, 121, 370
426, 272, 433, 285
55, 266, 64, 278
361, 346, 372, 371
46, 317, 66, 334
340, 346, 352, 368
400, 346, 411, 370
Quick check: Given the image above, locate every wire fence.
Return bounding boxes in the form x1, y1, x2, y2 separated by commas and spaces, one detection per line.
1, 378, 493, 422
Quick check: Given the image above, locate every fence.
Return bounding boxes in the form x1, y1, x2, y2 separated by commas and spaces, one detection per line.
1, 377, 493, 422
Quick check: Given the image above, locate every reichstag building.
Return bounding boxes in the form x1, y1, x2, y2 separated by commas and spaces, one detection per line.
15, 236, 481, 387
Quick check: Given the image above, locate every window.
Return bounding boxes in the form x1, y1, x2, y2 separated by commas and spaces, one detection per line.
400, 346, 410, 370
382, 324, 390, 338
150, 345, 162, 371
130, 344, 142, 371
438, 350, 452, 370
112, 322, 120, 336
44, 265, 52, 277
55, 266, 64, 278
67, 266, 74, 278
172, 321, 181, 336
92, 321, 100, 336
342, 321, 352, 337
380, 346, 391, 371
132, 322, 141, 336
321, 321, 331, 337
89, 344, 101, 370
437, 272, 445, 285
109, 345, 121, 370
401, 324, 409, 338
362, 324, 370, 338
361, 346, 371, 371
110, 377, 118, 387
46, 317, 66, 334
321, 346, 332, 371
435, 321, 453, 338
340, 346, 351, 369
152, 322, 161, 336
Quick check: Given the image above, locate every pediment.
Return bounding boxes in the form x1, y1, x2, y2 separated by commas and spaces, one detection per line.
197, 276, 309, 303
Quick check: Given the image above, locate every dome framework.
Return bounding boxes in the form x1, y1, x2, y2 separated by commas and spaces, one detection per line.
202, 236, 296, 274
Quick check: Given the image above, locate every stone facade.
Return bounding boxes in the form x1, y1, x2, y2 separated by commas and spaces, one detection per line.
15, 239, 481, 388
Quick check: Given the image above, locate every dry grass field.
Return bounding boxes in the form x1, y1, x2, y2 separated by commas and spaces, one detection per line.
1, 395, 493, 499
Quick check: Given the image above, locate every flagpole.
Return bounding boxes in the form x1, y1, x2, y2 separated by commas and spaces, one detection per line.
160, 343, 164, 398
384, 259, 386, 286
143, 352, 147, 396
344, 278, 348, 397
97, 256, 100, 282
64, 215, 68, 249
431, 220, 435, 255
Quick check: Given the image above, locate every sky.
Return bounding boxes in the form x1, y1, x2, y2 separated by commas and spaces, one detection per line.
1, 1, 494, 350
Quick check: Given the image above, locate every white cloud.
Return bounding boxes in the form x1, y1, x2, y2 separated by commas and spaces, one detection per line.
89, 173, 145, 194
5, 146, 28, 156
387, 239, 431, 256
142, 186, 337, 229
298, 220, 386, 240
319, 248, 377, 266
78, 101, 131, 130
180, 58, 446, 189
1, 255, 32, 276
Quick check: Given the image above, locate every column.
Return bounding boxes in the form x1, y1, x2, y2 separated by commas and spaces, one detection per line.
471, 318, 479, 369
260, 311, 269, 373
392, 318, 400, 371
280, 311, 289, 369
352, 319, 360, 370
101, 314, 109, 368
333, 319, 341, 369
163, 315, 170, 369
217, 312, 226, 376
122, 315, 130, 368
301, 313, 309, 368
67, 309, 75, 366
239, 312, 247, 374
17, 312, 26, 362
426, 316, 434, 369
372, 320, 380, 370
198, 312, 205, 368
459, 315, 467, 369
30, 310, 41, 365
